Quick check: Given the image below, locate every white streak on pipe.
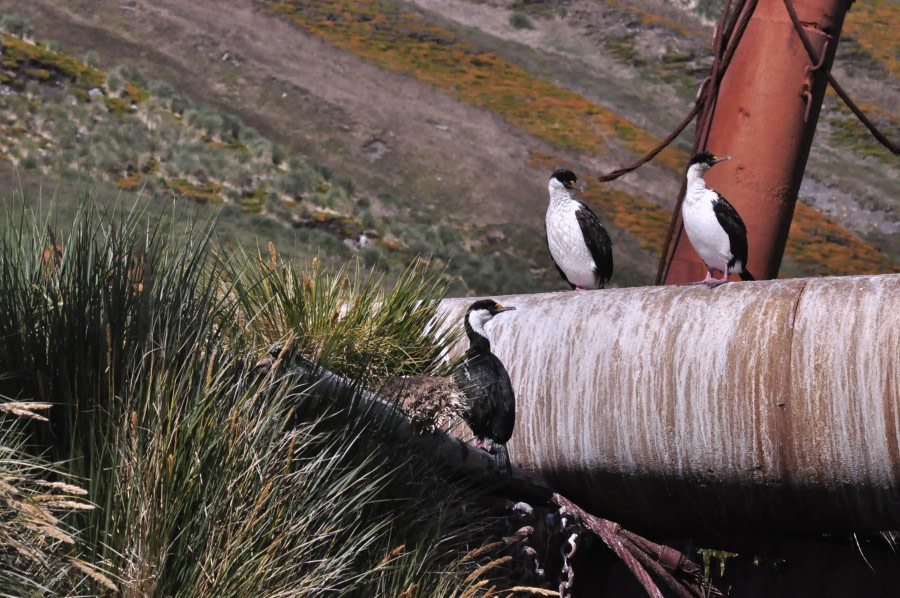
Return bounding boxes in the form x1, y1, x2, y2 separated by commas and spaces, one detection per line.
438, 274, 900, 533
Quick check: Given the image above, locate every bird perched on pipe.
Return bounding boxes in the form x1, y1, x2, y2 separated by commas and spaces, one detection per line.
545, 168, 613, 290
454, 299, 516, 475
681, 152, 755, 286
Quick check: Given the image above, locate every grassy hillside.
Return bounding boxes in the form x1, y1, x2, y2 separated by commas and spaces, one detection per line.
0, 0, 896, 298
261, 0, 897, 276
0, 26, 553, 294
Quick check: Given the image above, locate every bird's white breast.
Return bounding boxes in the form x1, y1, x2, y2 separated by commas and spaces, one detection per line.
546, 199, 597, 288
681, 188, 732, 272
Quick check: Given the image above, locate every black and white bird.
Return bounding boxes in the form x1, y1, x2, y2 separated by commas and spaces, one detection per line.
545, 169, 613, 290
681, 152, 755, 286
454, 299, 516, 475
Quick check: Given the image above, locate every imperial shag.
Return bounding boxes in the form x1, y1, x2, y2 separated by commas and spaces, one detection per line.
454, 299, 516, 475
545, 169, 613, 290
681, 152, 755, 286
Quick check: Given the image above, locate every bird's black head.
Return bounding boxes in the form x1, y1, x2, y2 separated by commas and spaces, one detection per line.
550, 169, 578, 190
467, 299, 516, 317
688, 151, 731, 169
465, 299, 516, 346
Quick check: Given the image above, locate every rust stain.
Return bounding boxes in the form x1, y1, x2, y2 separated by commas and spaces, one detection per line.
885, 371, 900, 478
771, 280, 808, 486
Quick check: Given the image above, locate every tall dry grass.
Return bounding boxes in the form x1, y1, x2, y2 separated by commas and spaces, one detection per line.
0, 197, 511, 596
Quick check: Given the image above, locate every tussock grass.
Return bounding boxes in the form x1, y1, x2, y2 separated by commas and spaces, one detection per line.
224, 243, 460, 380
0, 196, 512, 596
0, 401, 105, 595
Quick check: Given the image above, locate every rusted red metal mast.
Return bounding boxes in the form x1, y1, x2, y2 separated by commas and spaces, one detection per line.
663, 0, 854, 284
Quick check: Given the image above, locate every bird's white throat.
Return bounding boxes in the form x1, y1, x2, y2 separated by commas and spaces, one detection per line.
547, 179, 574, 206
467, 309, 491, 339
685, 164, 710, 194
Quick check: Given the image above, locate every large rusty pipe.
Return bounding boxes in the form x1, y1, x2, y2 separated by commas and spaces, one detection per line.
440, 275, 899, 535
664, 0, 853, 284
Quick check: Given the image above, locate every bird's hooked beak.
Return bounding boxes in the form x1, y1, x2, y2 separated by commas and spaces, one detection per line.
711, 155, 731, 166
494, 304, 516, 313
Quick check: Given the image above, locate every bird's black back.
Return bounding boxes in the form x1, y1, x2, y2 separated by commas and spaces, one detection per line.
711, 192, 749, 269
455, 348, 516, 444
575, 201, 614, 287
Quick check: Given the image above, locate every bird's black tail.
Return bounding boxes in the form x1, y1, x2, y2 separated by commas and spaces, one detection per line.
495, 444, 512, 477
740, 269, 755, 282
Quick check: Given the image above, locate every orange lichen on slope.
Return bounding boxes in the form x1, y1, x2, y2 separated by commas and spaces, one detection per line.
842, 0, 899, 78
262, 0, 686, 170
262, 2, 894, 276
606, 0, 699, 40
786, 202, 896, 276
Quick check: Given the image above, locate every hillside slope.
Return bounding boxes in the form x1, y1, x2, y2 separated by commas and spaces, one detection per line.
0, 0, 896, 294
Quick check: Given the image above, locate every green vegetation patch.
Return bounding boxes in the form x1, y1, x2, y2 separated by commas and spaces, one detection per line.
166, 177, 224, 203
261, 0, 687, 170
509, 1, 563, 18
0, 35, 106, 96
0, 34, 359, 225
824, 89, 899, 164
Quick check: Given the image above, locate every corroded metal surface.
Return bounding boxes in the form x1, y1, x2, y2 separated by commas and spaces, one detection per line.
665, 0, 853, 283
439, 275, 900, 534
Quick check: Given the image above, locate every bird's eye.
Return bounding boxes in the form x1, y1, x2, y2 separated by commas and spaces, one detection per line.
495, 304, 502, 310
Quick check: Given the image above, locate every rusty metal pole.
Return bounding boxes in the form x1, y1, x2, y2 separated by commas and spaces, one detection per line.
663, 0, 853, 284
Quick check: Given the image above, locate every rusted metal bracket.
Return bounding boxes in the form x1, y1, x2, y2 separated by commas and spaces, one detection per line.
783, 0, 898, 153
801, 39, 829, 121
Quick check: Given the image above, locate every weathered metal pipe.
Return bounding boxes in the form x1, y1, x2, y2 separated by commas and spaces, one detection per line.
664, 0, 853, 283
439, 275, 899, 535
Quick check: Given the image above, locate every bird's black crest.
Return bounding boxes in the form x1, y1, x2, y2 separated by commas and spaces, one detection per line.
688, 151, 729, 168
550, 168, 577, 189
468, 299, 505, 314
688, 151, 715, 166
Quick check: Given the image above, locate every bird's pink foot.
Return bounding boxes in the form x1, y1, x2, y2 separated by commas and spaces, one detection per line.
688, 270, 718, 286
706, 270, 731, 287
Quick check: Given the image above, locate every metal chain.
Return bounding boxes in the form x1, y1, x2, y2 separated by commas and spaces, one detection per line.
557, 511, 580, 597
559, 531, 578, 596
